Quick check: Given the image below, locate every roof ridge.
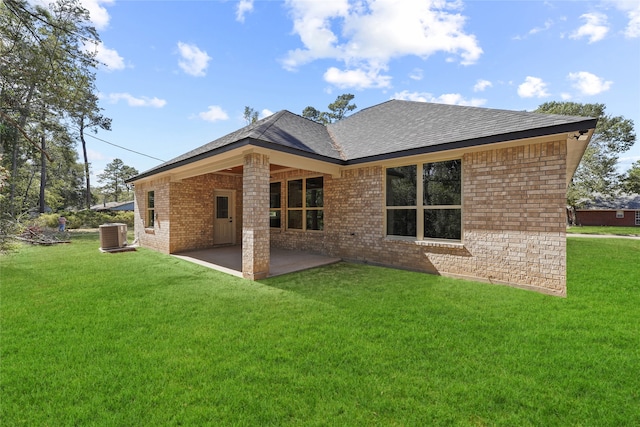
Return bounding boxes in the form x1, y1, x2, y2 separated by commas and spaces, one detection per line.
326, 126, 347, 161
246, 110, 288, 140
387, 99, 596, 121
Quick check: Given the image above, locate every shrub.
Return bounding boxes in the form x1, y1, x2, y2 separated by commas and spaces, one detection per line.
34, 210, 134, 229
35, 213, 61, 229
0, 215, 22, 253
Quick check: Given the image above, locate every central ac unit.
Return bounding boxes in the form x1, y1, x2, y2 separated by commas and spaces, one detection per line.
99, 223, 127, 249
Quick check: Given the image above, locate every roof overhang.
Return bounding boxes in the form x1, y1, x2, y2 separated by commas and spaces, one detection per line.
344, 120, 597, 164
565, 128, 593, 185
128, 139, 343, 184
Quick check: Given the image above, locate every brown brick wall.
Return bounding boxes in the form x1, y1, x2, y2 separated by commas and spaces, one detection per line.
464, 142, 567, 233
576, 210, 640, 227
280, 139, 568, 295
135, 139, 569, 295
170, 173, 242, 253
443, 140, 568, 294
133, 173, 242, 254
133, 177, 171, 253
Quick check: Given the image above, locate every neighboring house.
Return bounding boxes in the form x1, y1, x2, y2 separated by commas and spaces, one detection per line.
575, 194, 640, 227
90, 201, 134, 212
127, 100, 596, 296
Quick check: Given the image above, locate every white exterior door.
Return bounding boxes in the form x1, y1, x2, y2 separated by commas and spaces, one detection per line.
214, 190, 235, 245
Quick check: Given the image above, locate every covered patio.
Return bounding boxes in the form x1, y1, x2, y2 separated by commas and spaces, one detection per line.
172, 246, 341, 279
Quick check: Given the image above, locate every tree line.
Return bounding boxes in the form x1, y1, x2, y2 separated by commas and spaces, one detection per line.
0, 0, 136, 218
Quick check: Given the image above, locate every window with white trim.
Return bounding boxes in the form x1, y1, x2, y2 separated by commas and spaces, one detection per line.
616, 210, 624, 219
287, 177, 324, 231
386, 160, 462, 240
636, 211, 640, 226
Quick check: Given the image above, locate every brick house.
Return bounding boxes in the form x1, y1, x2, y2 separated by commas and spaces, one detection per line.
128, 100, 596, 296
575, 194, 640, 226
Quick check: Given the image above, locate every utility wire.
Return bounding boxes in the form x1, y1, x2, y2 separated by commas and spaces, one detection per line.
82, 132, 166, 163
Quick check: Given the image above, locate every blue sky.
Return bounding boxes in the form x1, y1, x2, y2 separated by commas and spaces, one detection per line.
67, 0, 640, 179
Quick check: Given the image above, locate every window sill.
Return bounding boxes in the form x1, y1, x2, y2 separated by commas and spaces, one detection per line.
414, 239, 464, 249
385, 236, 464, 249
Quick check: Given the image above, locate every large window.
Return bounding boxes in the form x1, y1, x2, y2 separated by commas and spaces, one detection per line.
386, 160, 461, 241
270, 182, 282, 228
287, 177, 324, 231
386, 165, 417, 236
636, 211, 640, 226
146, 191, 155, 228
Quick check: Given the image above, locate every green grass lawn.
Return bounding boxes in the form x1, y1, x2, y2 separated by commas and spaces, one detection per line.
567, 225, 640, 236
1, 233, 639, 426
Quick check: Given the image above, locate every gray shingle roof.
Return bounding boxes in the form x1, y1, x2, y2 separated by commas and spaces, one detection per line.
579, 194, 640, 210
152, 110, 340, 169
330, 100, 596, 162
90, 201, 134, 211
131, 99, 596, 181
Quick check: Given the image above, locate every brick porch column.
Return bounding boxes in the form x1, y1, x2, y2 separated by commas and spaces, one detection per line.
242, 152, 270, 280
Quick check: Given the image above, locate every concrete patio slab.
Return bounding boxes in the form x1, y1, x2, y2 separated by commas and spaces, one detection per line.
172, 246, 341, 278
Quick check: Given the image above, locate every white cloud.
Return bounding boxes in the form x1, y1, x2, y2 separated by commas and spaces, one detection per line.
199, 106, 229, 122
528, 19, 553, 35
568, 71, 612, 95
473, 79, 492, 92
561, 92, 572, 100
324, 66, 392, 89
106, 93, 167, 108
283, 0, 482, 89
35, 1, 121, 70
434, 93, 487, 107
609, 0, 640, 38
90, 41, 125, 71
236, 0, 254, 23
30, 0, 112, 30
81, 0, 113, 30
515, 18, 555, 39
517, 76, 550, 98
177, 42, 211, 77
392, 90, 434, 102
570, 13, 609, 43
409, 68, 423, 81
627, 9, 640, 37
392, 90, 486, 107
